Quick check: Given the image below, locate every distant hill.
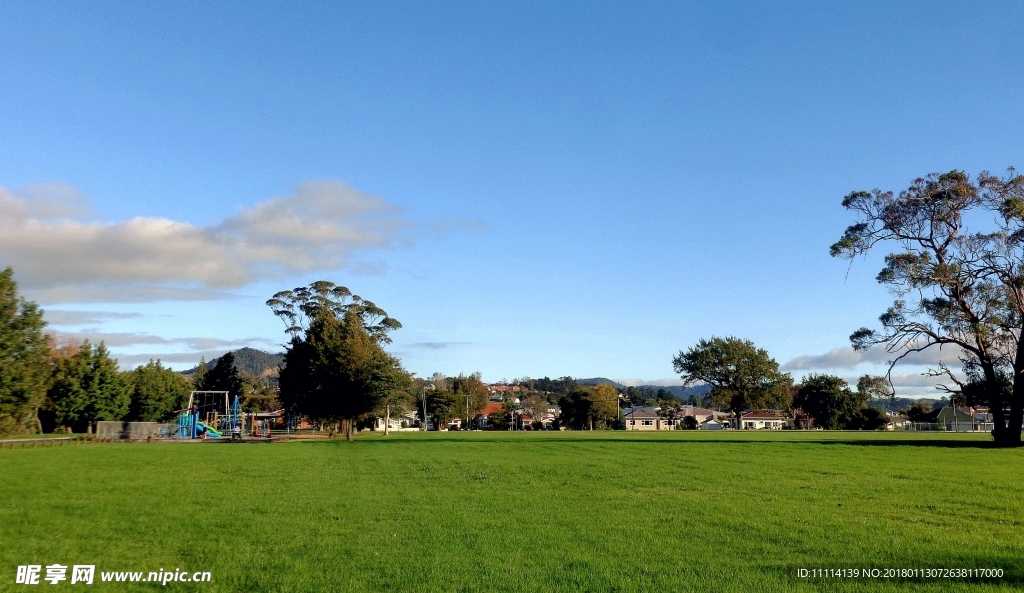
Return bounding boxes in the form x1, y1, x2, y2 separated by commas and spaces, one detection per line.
647, 384, 712, 399
577, 378, 627, 389
183, 347, 284, 377
576, 379, 712, 401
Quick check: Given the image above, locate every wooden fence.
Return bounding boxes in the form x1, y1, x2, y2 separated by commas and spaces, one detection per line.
0, 436, 94, 449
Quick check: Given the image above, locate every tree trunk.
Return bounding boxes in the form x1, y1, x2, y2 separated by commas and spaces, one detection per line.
991, 406, 1008, 442
998, 344, 1024, 446
384, 403, 391, 436
346, 418, 353, 441
1005, 407, 1024, 446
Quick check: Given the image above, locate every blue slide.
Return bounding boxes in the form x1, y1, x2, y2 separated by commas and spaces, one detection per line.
196, 421, 222, 438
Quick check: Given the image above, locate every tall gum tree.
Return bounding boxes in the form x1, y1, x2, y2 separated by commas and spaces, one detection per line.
832, 169, 1024, 446
269, 281, 406, 440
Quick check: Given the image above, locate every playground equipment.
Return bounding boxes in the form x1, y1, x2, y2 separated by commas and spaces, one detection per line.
178, 391, 235, 439
196, 420, 222, 438
176, 391, 280, 439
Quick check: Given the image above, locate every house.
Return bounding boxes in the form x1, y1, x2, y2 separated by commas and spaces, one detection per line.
488, 384, 521, 399
886, 415, 911, 431
700, 419, 727, 430
675, 406, 717, 423
625, 407, 663, 430
935, 406, 994, 432
371, 415, 406, 431
475, 402, 506, 429
739, 412, 785, 430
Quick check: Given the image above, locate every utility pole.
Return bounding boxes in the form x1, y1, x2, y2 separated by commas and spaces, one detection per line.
421, 384, 434, 431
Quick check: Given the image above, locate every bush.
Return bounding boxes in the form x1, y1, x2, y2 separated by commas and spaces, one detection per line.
0, 413, 17, 437
847, 407, 889, 430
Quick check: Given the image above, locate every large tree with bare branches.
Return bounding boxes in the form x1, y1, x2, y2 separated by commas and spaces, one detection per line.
831, 169, 1024, 446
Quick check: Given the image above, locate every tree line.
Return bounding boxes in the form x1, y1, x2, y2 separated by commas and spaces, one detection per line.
8, 168, 1024, 445
672, 336, 891, 430
0, 267, 275, 435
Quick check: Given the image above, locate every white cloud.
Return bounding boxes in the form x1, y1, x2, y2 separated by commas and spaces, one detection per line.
43, 309, 143, 326
50, 330, 277, 351
782, 345, 965, 371
113, 350, 235, 369
0, 180, 474, 304
834, 372, 963, 399
407, 341, 471, 350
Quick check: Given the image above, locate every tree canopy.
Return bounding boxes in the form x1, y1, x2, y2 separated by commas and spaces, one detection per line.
267, 280, 401, 343
195, 351, 244, 399
274, 289, 408, 440
672, 337, 791, 424
0, 267, 50, 435
47, 341, 130, 433
425, 386, 459, 430
558, 384, 619, 430
832, 169, 1024, 445
792, 374, 866, 429
126, 360, 191, 422
450, 373, 490, 428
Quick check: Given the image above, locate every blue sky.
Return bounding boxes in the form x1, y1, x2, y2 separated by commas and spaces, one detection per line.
2, 1, 1022, 391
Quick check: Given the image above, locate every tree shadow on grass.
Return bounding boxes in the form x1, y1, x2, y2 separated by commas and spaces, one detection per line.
344, 434, 1011, 449
807, 438, 1007, 449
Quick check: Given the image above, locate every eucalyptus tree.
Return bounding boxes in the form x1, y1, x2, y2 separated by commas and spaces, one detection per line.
269, 281, 407, 440
267, 281, 401, 343
831, 169, 1024, 445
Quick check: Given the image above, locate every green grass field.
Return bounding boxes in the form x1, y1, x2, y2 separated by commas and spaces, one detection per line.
2, 431, 1022, 592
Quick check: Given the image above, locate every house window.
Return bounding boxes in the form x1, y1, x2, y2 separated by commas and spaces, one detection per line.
641, 420, 653, 426
629, 420, 635, 425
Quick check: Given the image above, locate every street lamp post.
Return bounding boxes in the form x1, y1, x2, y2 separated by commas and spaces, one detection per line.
421, 383, 435, 431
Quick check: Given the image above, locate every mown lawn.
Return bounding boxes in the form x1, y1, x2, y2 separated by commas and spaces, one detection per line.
1, 431, 1022, 592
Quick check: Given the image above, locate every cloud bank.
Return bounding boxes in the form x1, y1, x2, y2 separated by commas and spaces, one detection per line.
0, 180, 449, 303
49, 330, 275, 351
782, 345, 965, 371
783, 345, 969, 398
47, 329, 279, 370
43, 309, 143, 326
